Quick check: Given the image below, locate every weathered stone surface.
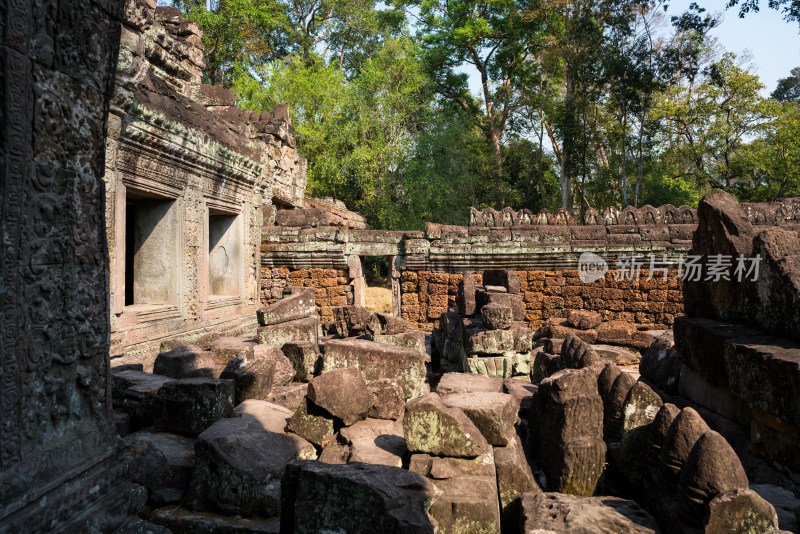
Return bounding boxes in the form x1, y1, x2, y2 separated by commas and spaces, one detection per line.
494, 436, 539, 528
660, 407, 710, 483
436, 372, 504, 395
373, 331, 427, 354
567, 310, 603, 330
275, 207, 329, 227
307, 367, 372, 426
481, 304, 513, 330
322, 338, 427, 399
618, 381, 663, 486
233, 400, 291, 432
326, 418, 407, 467
639, 330, 681, 394
458, 272, 478, 316
266, 383, 308, 411
503, 378, 537, 415
510, 322, 534, 352
531, 351, 560, 384
603, 371, 637, 444
466, 353, 528, 378
593, 344, 641, 367
113, 370, 172, 428
149, 507, 280, 533
122, 430, 195, 505
596, 321, 653, 349
560, 333, 601, 370
287, 399, 336, 448
597, 362, 622, 402
751, 484, 800, 533
679, 430, 749, 524
678, 364, 751, 426
465, 327, 515, 354
540, 318, 599, 344
280, 461, 438, 533
186, 414, 316, 517
520, 493, 660, 533
374, 312, 412, 335
252, 344, 296, 386
530, 368, 605, 496
257, 316, 319, 347
280, 341, 321, 382
646, 403, 681, 465
428, 475, 501, 534
408, 451, 496, 480
152, 378, 234, 436
476, 287, 514, 313
404, 393, 491, 458
333, 305, 375, 338
704, 488, 780, 534
257, 287, 316, 326
153, 345, 219, 379
482, 269, 521, 294
440, 392, 518, 446
210, 336, 258, 362
219, 352, 276, 405
367, 378, 406, 420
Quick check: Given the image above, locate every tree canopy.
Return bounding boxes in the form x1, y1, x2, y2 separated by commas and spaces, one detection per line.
170, 0, 800, 229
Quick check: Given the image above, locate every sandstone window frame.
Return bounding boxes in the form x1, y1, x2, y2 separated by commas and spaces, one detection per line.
203, 198, 245, 309
114, 178, 184, 322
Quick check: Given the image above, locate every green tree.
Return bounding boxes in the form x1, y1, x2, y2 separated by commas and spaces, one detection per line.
652, 53, 774, 193
772, 66, 800, 102
726, 0, 800, 25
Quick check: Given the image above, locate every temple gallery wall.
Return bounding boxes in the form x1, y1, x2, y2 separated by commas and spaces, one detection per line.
4, 0, 800, 533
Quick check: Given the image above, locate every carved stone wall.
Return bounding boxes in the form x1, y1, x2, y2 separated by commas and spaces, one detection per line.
260, 267, 353, 324
0, 0, 142, 530
105, 3, 307, 361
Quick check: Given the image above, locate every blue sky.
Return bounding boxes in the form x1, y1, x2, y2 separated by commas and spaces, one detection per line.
667, 0, 799, 95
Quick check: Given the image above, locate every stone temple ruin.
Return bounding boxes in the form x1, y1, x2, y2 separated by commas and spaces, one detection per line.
3, 1, 800, 533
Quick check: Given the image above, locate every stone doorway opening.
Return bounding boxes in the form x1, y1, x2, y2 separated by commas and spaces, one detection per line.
348, 255, 400, 315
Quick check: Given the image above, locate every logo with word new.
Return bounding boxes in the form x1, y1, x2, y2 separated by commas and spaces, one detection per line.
579, 252, 608, 284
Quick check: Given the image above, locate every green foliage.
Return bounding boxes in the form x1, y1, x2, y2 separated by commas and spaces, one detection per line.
772, 66, 800, 102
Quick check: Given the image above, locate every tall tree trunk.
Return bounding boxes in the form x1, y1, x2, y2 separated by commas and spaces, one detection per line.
620, 100, 628, 206
538, 77, 546, 209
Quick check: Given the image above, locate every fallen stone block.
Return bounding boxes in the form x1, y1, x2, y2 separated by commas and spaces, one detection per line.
322, 338, 427, 399
520, 492, 660, 533
112, 370, 172, 429
510, 322, 534, 352
464, 327, 515, 354
597, 321, 653, 349
219, 353, 275, 405
122, 430, 195, 505
540, 318, 598, 344
567, 309, 602, 330
209, 335, 258, 362
679, 430, 749, 525
321, 418, 407, 468
266, 383, 308, 411
705, 488, 780, 534
593, 344, 641, 367
373, 312, 412, 335
481, 303, 513, 330
333, 305, 375, 338
639, 330, 681, 394
440, 392, 518, 446
149, 507, 280, 533
531, 351, 560, 384
152, 378, 234, 436
257, 287, 316, 326
436, 372, 503, 395
494, 435, 539, 528
466, 353, 523, 378
408, 450, 496, 480
153, 345, 219, 379
280, 341, 321, 382
257, 316, 318, 347
458, 273, 478, 317
530, 368, 605, 496
503, 378, 537, 416
280, 461, 438, 533
286, 399, 335, 448
373, 331, 426, 354
367, 378, 405, 420
404, 393, 490, 458
307, 367, 372, 426
475, 287, 514, 314
252, 344, 295, 386
428, 475, 500, 534
186, 414, 316, 517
